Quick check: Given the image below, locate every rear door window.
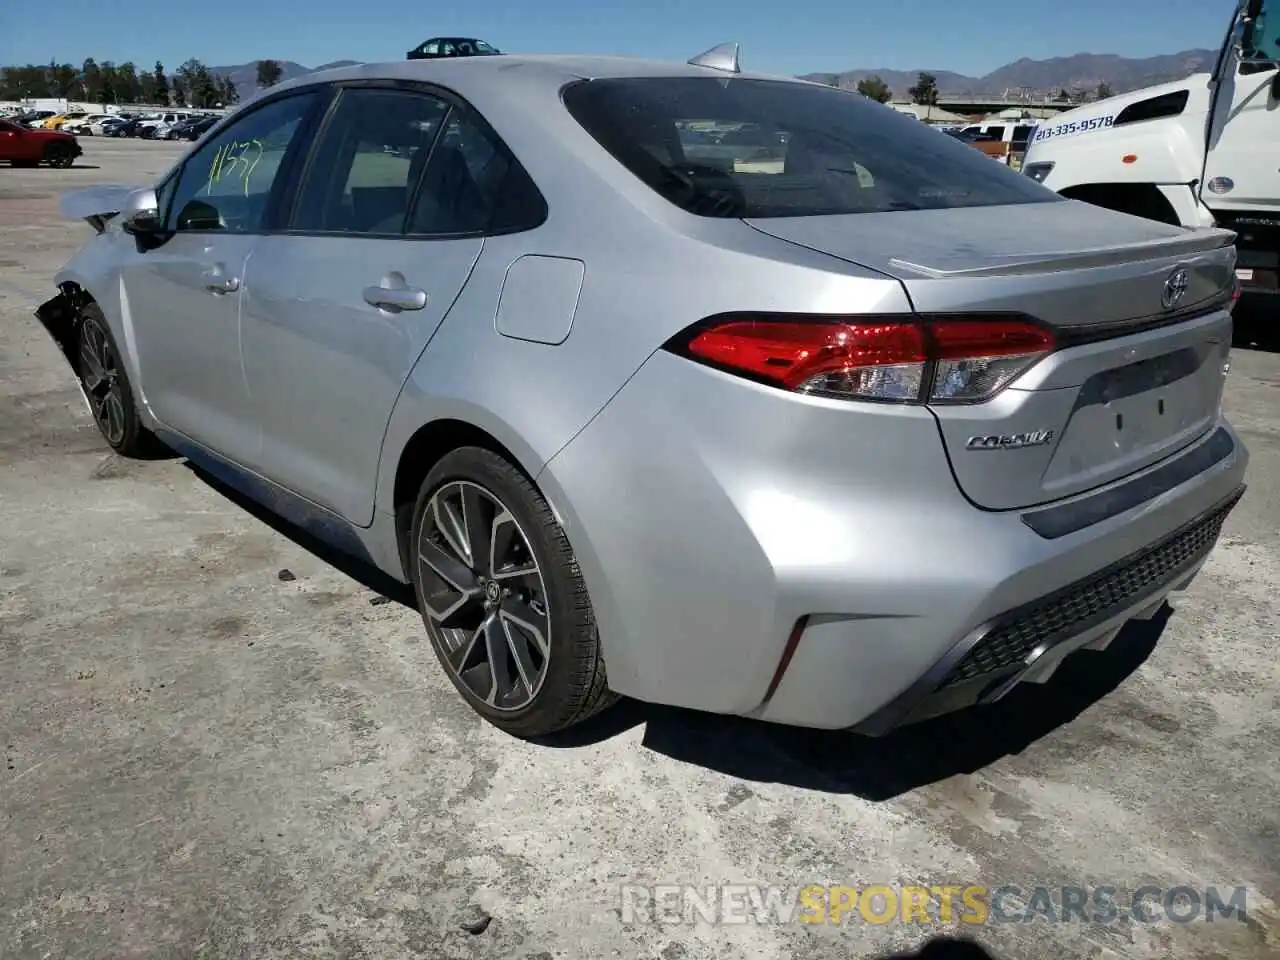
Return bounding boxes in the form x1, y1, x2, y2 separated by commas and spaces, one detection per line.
562, 77, 1060, 218
290, 87, 449, 235
407, 110, 546, 235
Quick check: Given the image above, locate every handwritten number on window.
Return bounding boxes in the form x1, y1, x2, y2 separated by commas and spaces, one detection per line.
205, 139, 265, 198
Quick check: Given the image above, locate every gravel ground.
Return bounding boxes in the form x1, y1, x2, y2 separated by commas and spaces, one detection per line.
1, 138, 1278, 960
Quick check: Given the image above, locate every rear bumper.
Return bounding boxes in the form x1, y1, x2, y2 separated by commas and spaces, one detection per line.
853, 484, 1243, 735
540, 350, 1250, 732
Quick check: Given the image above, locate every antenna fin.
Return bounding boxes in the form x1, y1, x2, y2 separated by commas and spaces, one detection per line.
688, 42, 740, 73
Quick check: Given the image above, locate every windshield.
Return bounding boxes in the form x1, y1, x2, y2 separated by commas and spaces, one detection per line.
561, 77, 1062, 218
475, 40, 501, 54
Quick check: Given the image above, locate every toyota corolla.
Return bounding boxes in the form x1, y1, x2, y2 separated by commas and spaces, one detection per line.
36, 48, 1248, 738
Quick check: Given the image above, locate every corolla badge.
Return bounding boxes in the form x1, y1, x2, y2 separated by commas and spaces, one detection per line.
1161, 267, 1190, 311
965, 430, 1056, 450
1207, 176, 1234, 195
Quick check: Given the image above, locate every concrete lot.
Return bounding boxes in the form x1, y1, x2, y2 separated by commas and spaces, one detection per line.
1, 138, 1278, 960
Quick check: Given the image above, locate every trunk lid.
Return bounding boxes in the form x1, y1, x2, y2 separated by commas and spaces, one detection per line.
746, 200, 1237, 510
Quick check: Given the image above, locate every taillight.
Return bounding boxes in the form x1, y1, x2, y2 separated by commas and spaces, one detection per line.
666, 314, 1054, 404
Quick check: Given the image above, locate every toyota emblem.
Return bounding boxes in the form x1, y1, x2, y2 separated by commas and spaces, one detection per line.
1161, 267, 1189, 311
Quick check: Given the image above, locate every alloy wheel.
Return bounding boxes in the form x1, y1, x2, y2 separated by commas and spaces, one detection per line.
416, 480, 551, 711
77, 317, 127, 446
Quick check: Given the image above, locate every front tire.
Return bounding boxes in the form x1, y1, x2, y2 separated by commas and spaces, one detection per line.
409, 447, 616, 737
44, 142, 75, 168
76, 304, 164, 457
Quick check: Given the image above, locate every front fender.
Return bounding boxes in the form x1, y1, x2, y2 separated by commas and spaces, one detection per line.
1035, 120, 1206, 192
1028, 82, 1212, 195
38, 235, 153, 423
34, 284, 89, 374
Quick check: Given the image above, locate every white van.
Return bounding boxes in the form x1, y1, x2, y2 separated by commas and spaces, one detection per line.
953, 120, 1040, 170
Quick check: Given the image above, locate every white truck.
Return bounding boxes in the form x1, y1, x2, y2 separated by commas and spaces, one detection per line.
1022, 0, 1280, 297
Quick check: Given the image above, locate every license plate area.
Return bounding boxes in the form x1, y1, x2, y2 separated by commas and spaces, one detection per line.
1041, 343, 1224, 494
1235, 249, 1280, 269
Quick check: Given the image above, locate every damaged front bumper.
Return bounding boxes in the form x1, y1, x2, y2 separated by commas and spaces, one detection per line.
34, 285, 85, 373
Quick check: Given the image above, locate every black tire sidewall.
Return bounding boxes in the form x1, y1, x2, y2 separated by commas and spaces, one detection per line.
410, 446, 596, 735
78, 304, 148, 455
44, 143, 72, 166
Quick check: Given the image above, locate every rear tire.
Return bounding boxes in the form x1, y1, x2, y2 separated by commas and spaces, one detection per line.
43, 142, 75, 168
75, 304, 166, 458
409, 447, 617, 737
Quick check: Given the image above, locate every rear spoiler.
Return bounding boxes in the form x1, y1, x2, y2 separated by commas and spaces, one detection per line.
59, 184, 139, 234
888, 226, 1238, 279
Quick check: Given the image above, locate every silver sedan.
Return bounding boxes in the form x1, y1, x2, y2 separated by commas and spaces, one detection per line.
37, 47, 1248, 738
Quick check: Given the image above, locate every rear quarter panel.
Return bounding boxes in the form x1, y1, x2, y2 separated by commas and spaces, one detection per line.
375, 69, 912, 523
375, 213, 911, 524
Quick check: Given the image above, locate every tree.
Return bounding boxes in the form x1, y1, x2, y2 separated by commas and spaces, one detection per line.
99, 61, 118, 104
1094, 81, 1113, 100
907, 72, 938, 106
116, 62, 142, 103
153, 61, 169, 105
218, 76, 240, 105
81, 58, 102, 102
173, 58, 223, 108
856, 74, 892, 103
50, 62, 79, 98
256, 59, 283, 88
0, 64, 53, 99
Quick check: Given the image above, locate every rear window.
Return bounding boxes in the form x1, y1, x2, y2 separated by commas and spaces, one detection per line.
561, 77, 1062, 218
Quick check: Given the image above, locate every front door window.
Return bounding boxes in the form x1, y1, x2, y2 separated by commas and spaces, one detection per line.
166, 91, 319, 234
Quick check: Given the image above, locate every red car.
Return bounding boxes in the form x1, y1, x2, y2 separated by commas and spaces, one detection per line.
0, 118, 82, 168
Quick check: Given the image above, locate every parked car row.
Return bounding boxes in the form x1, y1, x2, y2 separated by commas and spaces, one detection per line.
4, 108, 223, 142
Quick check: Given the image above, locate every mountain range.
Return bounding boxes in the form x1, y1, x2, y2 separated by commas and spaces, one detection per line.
208, 60, 360, 101
207, 48, 1219, 103
799, 48, 1219, 98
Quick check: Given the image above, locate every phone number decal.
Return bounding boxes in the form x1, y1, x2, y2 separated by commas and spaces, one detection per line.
1033, 115, 1115, 141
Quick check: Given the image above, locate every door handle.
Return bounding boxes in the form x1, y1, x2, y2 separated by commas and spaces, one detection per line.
363, 271, 427, 312
201, 268, 240, 294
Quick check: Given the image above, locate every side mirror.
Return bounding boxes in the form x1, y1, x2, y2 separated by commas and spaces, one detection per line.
1239, 0, 1279, 61
120, 187, 161, 235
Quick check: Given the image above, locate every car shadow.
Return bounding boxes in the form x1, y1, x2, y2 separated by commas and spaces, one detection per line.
1233, 299, 1280, 352
874, 936, 1004, 960
542, 608, 1169, 800
178, 455, 1166, 799
183, 461, 417, 609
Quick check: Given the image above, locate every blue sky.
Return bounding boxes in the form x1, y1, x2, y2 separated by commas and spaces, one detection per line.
1, 0, 1240, 78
